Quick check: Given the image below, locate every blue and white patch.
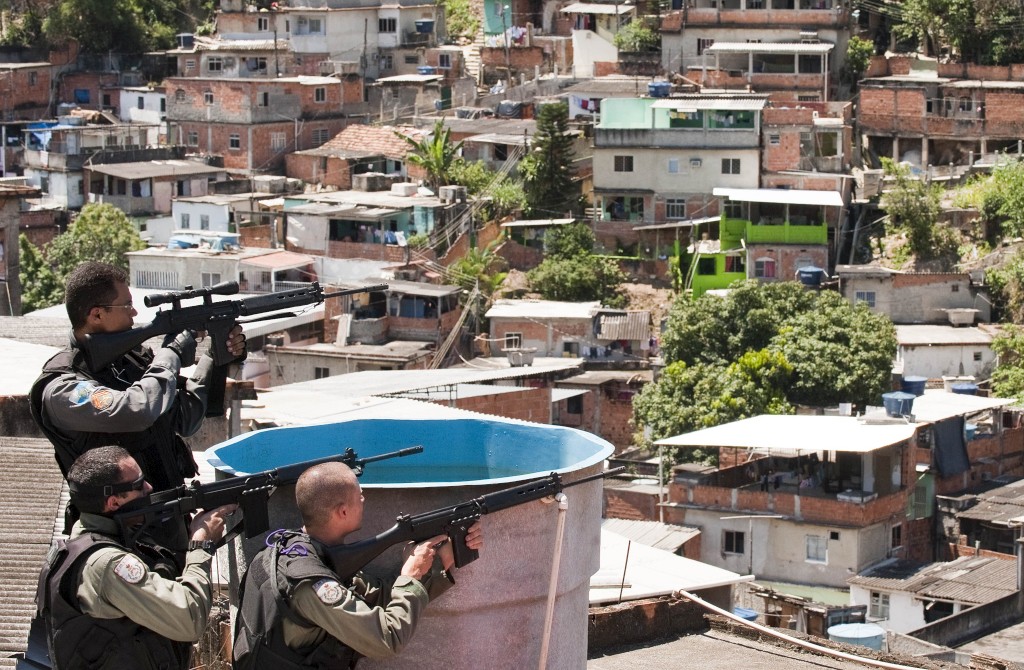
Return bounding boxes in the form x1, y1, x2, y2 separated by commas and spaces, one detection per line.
313, 578, 345, 606
113, 555, 146, 584
69, 381, 98, 406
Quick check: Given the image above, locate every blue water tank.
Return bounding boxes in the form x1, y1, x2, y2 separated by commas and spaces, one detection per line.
828, 623, 886, 651
882, 391, 916, 417
418, 65, 437, 75
733, 607, 758, 622
966, 423, 977, 440
415, 19, 435, 33
901, 375, 927, 396
648, 81, 671, 98
952, 383, 979, 395
797, 266, 825, 286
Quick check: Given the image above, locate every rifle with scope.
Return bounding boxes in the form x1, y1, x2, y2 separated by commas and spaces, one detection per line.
82, 281, 388, 372
326, 466, 625, 580
115, 445, 424, 551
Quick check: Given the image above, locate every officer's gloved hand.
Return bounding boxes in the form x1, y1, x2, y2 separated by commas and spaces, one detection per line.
163, 329, 197, 367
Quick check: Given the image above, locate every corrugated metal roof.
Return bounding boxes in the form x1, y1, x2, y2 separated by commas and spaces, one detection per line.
596, 310, 650, 341
849, 557, 1017, 605
86, 160, 225, 180
955, 478, 1024, 524
0, 437, 65, 663
486, 299, 600, 320
713, 187, 844, 207
602, 518, 700, 552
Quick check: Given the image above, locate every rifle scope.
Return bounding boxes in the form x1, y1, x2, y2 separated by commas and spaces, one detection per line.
145, 280, 240, 308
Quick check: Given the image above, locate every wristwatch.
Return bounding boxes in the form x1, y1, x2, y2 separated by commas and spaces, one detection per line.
188, 539, 216, 552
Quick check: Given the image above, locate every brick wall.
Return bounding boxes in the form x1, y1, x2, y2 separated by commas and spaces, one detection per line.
489, 316, 591, 356
285, 153, 354, 189
497, 238, 544, 271
447, 386, 552, 423
605, 487, 660, 521
7, 66, 53, 118
239, 223, 273, 248
593, 61, 619, 77
905, 517, 932, 562
19, 210, 62, 248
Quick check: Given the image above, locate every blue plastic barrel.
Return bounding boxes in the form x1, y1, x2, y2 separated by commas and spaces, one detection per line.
797, 266, 825, 286
647, 81, 671, 98
901, 375, 927, 396
882, 391, 916, 417
733, 607, 758, 622
417, 65, 437, 75
952, 383, 979, 395
965, 423, 977, 440
415, 19, 435, 33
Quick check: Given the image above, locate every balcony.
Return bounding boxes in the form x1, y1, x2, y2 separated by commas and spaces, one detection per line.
88, 193, 156, 215
741, 217, 827, 245
682, 5, 848, 28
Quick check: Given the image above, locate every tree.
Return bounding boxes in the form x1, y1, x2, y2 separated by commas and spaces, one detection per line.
613, 20, 659, 52
399, 121, 463, 192
768, 292, 897, 407
992, 326, 1024, 401
527, 255, 627, 307
46, 203, 146, 280
18, 234, 63, 313
441, 0, 479, 44
881, 158, 957, 265
985, 249, 1024, 322
840, 36, 874, 88
543, 221, 594, 259
638, 281, 897, 454
520, 102, 578, 218
955, 158, 1024, 241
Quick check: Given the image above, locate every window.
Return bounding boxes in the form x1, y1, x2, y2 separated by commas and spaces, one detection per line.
312, 128, 330, 146
160, 98, 166, 113
438, 53, 452, 69
175, 89, 186, 103
973, 351, 983, 362
405, 54, 419, 64
382, 54, 394, 70
494, 144, 508, 161
378, 17, 397, 32
314, 367, 330, 379
136, 96, 144, 109
229, 134, 241, 149
722, 158, 741, 174
257, 16, 269, 31
854, 290, 876, 308
201, 272, 221, 286
247, 57, 268, 73
567, 395, 583, 414
723, 530, 745, 555
754, 258, 776, 279
830, 530, 840, 541
208, 56, 223, 72
951, 284, 960, 292
806, 535, 827, 562
869, 591, 890, 620
258, 91, 269, 107
769, 134, 780, 145
724, 201, 744, 218
314, 87, 326, 103
614, 155, 634, 172
504, 332, 522, 349
29, 72, 37, 86
271, 132, 287, 150
308, 18, 323, 33
185, 59, 196, 72
204, 91, 214, 105
180, 213, 190, 229
666, 198, 686, 219
187, 131, 199, 146
725, 256, 744, 273
891, 525, 902, 550
667, 158, 680, 174
200, 215, 210, 230
697, 258, 716, 275
697, 38, 715, 55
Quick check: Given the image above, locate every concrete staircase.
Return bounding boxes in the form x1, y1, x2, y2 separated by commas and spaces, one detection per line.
461, 30, 485, 86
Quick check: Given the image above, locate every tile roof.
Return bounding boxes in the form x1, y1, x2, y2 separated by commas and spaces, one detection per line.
319, 124, 426, 159
0, 437, 65, 665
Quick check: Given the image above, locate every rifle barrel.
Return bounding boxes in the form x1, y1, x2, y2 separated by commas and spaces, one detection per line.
322, 283, 389, 300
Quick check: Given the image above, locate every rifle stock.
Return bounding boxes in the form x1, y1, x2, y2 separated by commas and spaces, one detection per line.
116, 445, 423, 551
326, 466, 625, 580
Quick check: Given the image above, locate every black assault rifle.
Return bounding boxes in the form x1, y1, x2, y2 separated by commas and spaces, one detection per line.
115, 445, 423, 551
82, 280, 388, 371
326, 465, 625, 580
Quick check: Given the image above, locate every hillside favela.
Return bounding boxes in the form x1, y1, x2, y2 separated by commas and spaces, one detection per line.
7, 0, 1024, 668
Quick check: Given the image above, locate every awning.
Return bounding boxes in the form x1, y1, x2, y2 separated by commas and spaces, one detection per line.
651, 98, 767, 112
501, 218, 576, 228
552, 388, 588, 402
713, 187, 844, 207
239, 251, 315, 271
561, 2, 634, 14
656, 415, 917, 454
705, 42, 834, 55
635, 215, 720, 231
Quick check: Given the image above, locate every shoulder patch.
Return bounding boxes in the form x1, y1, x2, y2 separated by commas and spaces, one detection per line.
313, 578, 345, 606
113, 554, 146, 584
68, 381, 97, 406
89, 388, 114, 411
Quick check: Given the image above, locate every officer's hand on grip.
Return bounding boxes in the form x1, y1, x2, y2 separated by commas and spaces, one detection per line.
162, 329, 197, 367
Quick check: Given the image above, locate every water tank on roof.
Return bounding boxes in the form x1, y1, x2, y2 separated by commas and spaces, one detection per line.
901, 375, 927, 397
415, 19, 435, 33
648, 81, 671, 98
796, 266, 825, 286
882, 391, 916, 418
828, 623, 885, 651
418, 65, 438, 75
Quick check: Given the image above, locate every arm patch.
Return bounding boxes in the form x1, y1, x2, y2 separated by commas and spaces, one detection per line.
313, 578, 345, 605
113, 555, 146, 584
68, 382, 98, 406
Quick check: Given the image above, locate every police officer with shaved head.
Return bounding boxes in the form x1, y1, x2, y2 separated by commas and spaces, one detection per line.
36, 446, 238, 670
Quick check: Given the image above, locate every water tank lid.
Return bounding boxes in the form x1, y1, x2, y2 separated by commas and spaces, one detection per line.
732, 607, 758, 621
903, 375, 928, 383
827, 623, 885, 639
883, 391, 916, 401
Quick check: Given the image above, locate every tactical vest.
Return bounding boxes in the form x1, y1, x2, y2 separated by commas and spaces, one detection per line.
29, 345, 197, 492
234, 531, 360, 670
36, 533, 190, 670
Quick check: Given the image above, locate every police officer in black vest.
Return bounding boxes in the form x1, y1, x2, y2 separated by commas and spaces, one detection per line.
233, 461, 483, 669
30, 261, 246, 492
36, 446, 238, 670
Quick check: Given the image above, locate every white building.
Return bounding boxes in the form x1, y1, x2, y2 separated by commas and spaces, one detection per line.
896, 325, 996, 380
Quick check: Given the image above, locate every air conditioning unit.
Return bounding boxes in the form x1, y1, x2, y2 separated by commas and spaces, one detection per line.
689, 158, 702, 168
